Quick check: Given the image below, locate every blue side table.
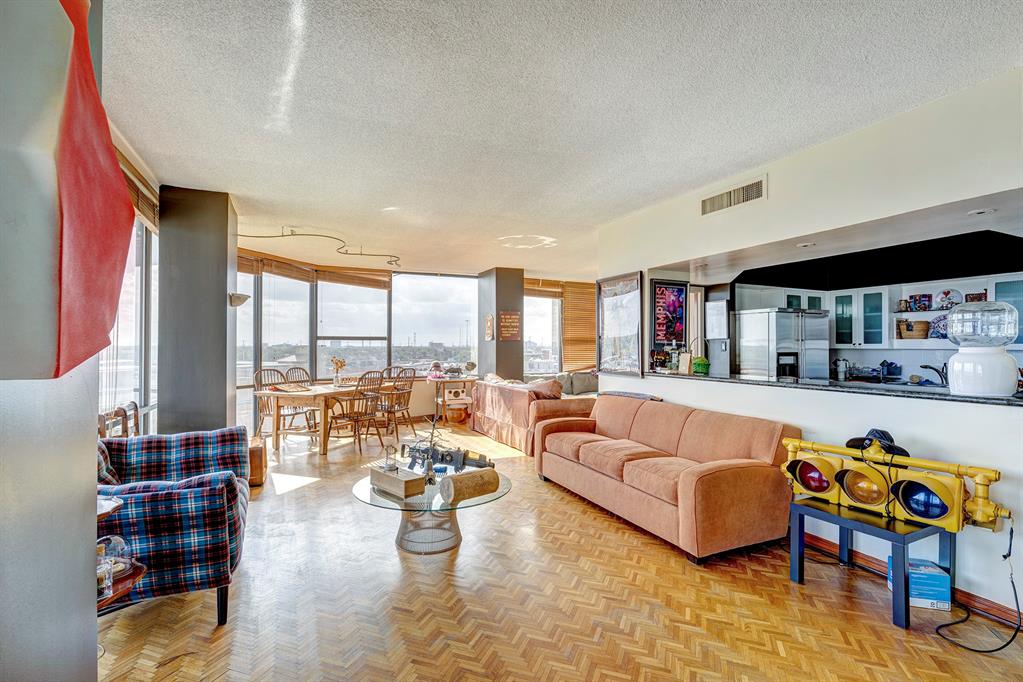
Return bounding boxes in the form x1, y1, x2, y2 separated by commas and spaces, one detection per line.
789, 497, 956, 629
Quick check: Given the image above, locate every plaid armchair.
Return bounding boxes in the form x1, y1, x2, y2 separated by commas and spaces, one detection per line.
97, 426, 249, 625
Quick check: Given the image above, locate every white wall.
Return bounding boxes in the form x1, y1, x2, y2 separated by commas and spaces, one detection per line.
600, 374, 1023, 609
600, 70, 1023, 278
597, 70, 1023, 609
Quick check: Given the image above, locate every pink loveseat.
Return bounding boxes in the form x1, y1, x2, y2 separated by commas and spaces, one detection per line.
533, 395, 800, 560
472, 380, 595, 454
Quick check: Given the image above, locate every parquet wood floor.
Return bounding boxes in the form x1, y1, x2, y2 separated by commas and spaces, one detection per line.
99, 426, 1022, 681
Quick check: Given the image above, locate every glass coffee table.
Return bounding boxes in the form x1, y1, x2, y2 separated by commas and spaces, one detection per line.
352, 469, 512, 554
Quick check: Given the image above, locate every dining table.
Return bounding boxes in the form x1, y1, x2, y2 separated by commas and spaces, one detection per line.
254, 382, 394, 456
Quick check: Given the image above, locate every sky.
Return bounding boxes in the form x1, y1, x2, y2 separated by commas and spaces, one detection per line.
255, 272, 557, 348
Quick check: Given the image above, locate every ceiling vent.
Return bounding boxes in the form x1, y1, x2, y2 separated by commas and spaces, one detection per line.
701, 176, 766, 215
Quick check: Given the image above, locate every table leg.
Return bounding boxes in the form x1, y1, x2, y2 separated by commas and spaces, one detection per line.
838, 526, 853, 566
318, 398, 330, 456
891, 542, 910, 628
938, 530, 956, 587
395, 510, 461, 554
789, 506, 805, 584
272, 397, 281, 452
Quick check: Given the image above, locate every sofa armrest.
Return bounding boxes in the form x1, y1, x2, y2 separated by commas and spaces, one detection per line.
525, 398, 596, 456
532, 417, 596, 473
96, 477, 246, 601
676, 459, 791, 558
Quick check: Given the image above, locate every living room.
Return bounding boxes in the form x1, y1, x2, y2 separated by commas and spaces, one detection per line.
2, 2, 1022, 680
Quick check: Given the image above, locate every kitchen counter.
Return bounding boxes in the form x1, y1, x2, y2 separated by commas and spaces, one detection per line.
641, 370, 1023, 407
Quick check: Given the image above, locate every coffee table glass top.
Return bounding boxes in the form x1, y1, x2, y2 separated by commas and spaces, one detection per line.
352, 466, 512, 512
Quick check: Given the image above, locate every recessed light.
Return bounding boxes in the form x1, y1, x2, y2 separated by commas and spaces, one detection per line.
795, 241, 816, 249
967, 208, 996, 216
381, 206, 399, 212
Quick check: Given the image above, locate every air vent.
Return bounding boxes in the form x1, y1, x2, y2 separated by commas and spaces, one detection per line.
701, 177, 765, 215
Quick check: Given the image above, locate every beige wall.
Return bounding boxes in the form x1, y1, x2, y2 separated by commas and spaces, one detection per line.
597, 69, 1023, 609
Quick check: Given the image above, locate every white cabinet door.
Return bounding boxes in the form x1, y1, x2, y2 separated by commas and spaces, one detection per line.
830, 289, 857, 348
858, 287, 890, 348
991, 275, 1023, 349
829, 287, 890, 348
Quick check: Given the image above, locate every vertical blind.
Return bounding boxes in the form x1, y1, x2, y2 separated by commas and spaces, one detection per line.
561, 281, 597, 370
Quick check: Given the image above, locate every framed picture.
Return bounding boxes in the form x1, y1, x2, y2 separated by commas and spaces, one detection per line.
597, 271, 643, 376
649, 278, 689, 350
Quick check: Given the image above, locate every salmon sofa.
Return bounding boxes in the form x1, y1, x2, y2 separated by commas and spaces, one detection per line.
472, 379, 595, 455
533, 395, 800, 560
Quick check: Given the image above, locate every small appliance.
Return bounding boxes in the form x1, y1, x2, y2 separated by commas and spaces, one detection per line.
946, 301, 1019, 397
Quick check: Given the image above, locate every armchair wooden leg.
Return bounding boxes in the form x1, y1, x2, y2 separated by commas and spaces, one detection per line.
406, 410, 417, 436
374, 420, 385, 448
217, 585, 229, 626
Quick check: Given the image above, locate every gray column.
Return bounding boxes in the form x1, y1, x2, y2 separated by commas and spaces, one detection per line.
158, 187, 237, 432
0, 3, 107, 679
477, 267, 524, 380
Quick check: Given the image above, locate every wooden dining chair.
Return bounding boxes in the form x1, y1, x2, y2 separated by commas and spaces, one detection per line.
284, 366, 320, 430
381, 365, 402, 381
378, 367, 417, 439
329, 370, 385, 454
253, 368, 312, 437
98, 401, 141, 438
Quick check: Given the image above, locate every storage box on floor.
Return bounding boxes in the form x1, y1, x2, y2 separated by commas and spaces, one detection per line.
886, 557, 951, 611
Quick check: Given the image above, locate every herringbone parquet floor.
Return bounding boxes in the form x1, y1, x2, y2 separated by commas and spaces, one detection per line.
99, 425, 1022, 681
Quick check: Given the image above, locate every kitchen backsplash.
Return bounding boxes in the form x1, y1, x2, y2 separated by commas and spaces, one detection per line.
830, 348, 1023, 377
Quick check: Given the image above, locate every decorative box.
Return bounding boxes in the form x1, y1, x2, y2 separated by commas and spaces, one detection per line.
886, 557, 951, 611
370, 464, 426, 498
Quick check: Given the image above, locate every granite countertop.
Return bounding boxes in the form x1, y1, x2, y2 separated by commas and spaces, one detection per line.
641, 371, 1023, 407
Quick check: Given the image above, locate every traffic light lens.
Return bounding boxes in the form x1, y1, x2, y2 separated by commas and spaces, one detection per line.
844, 470, 887, 505
797, 462, 831, 493
900, 480, 949, 519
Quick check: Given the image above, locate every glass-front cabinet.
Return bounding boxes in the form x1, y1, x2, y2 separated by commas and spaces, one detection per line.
829, 287, 890, 348
992, 275, 1023, 347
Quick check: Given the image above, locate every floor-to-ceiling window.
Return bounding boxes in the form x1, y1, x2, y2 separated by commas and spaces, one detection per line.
315, 280, 388, 378
524, 296, 562, 374
98, 218, 159, 431
391, 274, 477, 372
261, 273, 311, 374
235, 271, 256, 430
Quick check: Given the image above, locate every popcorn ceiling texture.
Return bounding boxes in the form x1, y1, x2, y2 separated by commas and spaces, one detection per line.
103, 1, 1023, 278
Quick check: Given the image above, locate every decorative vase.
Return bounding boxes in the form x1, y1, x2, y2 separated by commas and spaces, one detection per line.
333, 372, 342, 387
947, 301, 1019, 397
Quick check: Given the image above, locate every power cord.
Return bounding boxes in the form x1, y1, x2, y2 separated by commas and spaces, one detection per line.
935, 522, 1020, 653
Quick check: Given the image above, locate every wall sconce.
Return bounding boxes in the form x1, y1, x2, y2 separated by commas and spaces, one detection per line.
228, 292, 251, 307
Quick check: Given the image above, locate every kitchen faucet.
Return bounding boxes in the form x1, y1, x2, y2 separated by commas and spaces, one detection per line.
919, 363, 948, 385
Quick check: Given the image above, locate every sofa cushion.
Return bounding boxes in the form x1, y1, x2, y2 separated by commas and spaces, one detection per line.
628, 401, 695, 454
570, 371, 598, 395
578, 439, 669, 480
545, 432, 609, 462
676, 410, 793, 465
622, 457, 699, 504
590, 395, 645, 439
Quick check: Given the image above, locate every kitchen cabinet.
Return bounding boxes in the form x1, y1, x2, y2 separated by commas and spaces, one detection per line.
829, 287, 891, 348
735, 285, 826, 311
991, 275, 1023, 347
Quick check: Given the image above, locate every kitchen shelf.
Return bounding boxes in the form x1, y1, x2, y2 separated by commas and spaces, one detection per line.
891, 308, 956, 316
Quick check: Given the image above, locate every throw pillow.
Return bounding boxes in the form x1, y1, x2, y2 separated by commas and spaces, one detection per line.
571, 371, 598, 394
528, 379, 563, 399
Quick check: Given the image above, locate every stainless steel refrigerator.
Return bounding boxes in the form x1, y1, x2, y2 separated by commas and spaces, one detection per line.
704, 300, 734, 378
735, 308, 830, 382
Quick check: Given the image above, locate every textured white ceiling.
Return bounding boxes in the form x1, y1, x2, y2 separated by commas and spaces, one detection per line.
102, 1, 1023, 279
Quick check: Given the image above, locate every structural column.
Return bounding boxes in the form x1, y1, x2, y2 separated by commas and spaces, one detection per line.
158, 187, 238, 432
477, 267, 524, 380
